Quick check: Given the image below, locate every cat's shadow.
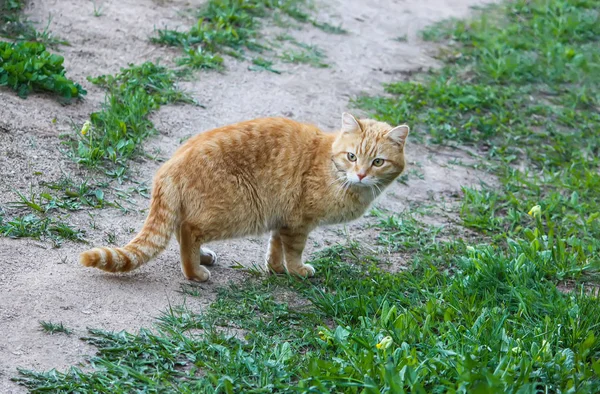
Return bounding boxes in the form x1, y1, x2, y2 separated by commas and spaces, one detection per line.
91, 262, 239, 289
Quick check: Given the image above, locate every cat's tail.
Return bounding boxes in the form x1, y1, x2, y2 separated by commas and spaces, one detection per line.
79, 176, 180, 273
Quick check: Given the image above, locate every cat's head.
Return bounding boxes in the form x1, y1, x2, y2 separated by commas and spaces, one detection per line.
331, 112, 409, 188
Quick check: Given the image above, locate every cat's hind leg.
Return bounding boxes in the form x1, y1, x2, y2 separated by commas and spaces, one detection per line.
265, 231, 285, 274
178, 222, 212, 282
199, 248, 217, 266
279, 228, 315, 277
176, 224, 216, 266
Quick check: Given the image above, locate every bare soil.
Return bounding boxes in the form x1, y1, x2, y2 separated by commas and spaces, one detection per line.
0, 0, 493, 391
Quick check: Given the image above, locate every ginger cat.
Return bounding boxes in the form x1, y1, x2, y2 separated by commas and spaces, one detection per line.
80, 113, 409, 281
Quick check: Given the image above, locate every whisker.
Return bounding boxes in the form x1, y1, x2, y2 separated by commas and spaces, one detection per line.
342, 180, 351, 194
340, 180, 351, 198
373, 183, 383, 196
334, 179, 348, 200
327, 175, 345, 188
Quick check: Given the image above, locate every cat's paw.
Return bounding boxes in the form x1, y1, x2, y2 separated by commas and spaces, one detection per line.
265, 260, 286, 274
265, 254, 286, 274
200, 247, 217, 266
290, 263, 315, 278
184, 266, 211, 282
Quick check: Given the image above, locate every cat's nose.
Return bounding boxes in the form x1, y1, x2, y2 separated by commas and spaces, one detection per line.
357, 173, 366, 181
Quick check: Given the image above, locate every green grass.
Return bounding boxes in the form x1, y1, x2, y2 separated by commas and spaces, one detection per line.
279, 42, 328, 68
0, 0, 32, 39
0, 209, 84, 247
0, 0, 67, 46
0, 41, 85, 100
175, 47, 224, 70
9, 180, 111, 214
91, 0, 103, 17
40, 177, 111, 210
70, 62, 194, 174
12, 0, 600, 391
311, 20, 347, 35
0, 183, 92, 247
39, 321, 72, 335
152, 0, 337, 70
0, 2, 80, 101
248, 56, 281, 73
13, 226, 600, 391
0, 175, 138, 245
356, 0, 600, 251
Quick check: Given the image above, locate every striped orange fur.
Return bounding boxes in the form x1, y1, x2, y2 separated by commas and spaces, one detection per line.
79, 113, 409, 282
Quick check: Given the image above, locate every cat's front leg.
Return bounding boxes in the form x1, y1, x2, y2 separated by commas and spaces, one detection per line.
265, 231, 286, 274
279, 227, 315, 277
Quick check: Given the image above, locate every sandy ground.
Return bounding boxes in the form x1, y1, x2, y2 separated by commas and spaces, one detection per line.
0, 0, 493, 391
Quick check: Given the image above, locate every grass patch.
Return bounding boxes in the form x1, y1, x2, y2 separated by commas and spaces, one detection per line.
0, 209, 84, 247
9, 181, 111, 214
91, 0, 103, 17
39, 321, 72, 335
69, 62, 194, 174
0, 0, 31, 39
0, 2, 80, 102
248, 56, 281, 73
279, 41, 328, 68
152, 0, 337, 70
175, 47, 224, 70
311, 20, 347, 35
14, 221, 600, 391
0, 181, 95, 247
350, 0, 600, 387
0, 174, 143, 245
0, 41, 85, 100
0, 0, 66, 46
40, 177, 111, 210
357, 0, 600, 250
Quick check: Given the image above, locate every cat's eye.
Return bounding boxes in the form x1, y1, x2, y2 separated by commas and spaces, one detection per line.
372, 158, 385, 167
347, 152, 357, 162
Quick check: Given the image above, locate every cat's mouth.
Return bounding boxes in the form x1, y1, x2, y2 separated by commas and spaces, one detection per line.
350, 181, 371, 187
346, 174, 376, 187
348, 178, 379, 188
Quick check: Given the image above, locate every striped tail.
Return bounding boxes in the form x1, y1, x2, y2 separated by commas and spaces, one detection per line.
79, 177, 179, 273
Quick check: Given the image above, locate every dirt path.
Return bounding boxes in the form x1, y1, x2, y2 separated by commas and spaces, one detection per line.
0, 0, 491, 391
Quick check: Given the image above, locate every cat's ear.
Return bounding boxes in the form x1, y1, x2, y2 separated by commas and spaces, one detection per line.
341, 112, 361, 134
386, 125, 410, 146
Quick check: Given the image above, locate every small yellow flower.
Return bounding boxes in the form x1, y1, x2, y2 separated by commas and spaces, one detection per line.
318, 331, 331, 342
376, 336, 393, 350
81, 120, 91, 136
528, 205, 541, 218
